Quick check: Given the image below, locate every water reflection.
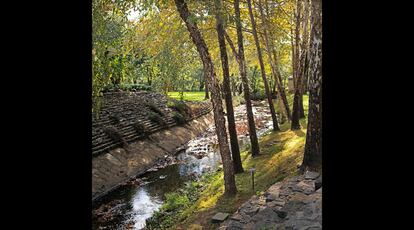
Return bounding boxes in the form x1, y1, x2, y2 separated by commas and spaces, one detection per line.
132, 188, 163, 229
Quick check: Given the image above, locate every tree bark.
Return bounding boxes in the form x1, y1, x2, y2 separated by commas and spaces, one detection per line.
300, 0, 322, 173
234, 0, 260, 157
294, 0, 302, 89
262, 0, 292, 121
291, 0, 304, 130
174, 0, 237, 195
214, 0, 243, 173
204, 73, 210, 99
270, 45, 291, 121
247, 0, 279, 131
298, 0, 310, 119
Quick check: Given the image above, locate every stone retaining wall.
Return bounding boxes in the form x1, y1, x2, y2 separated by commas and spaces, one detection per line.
92, 111, 214, 201
92, 91, 212, 157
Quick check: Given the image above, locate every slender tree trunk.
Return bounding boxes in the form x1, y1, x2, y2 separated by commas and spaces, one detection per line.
234, 0, 260, 157
300, 0, 322, 173
204, 73, 210, 99
261, 0, 291, 120
291, 24, 296, 90
174, 0, 237, 195
214, 0, 243, 173
247, 0, 279, 131
271, 47, 291, 120
299, 0, 310, 119
291, 0, 304, 130
294, 0, 302, 87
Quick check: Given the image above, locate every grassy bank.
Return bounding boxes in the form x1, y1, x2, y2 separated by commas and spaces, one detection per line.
147, 94, 309, 229
167, 91, 206, 102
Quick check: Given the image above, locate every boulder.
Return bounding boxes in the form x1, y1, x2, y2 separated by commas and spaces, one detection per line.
304, 171, 320, 180
212, 212, 230, 223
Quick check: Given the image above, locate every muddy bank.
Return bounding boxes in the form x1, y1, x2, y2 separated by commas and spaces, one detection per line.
92, 111, 214, 201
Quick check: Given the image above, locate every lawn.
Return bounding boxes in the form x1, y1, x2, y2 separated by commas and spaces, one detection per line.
167, 91, 206, 102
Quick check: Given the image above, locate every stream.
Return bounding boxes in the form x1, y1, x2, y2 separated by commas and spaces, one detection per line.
92, 101, 274, 230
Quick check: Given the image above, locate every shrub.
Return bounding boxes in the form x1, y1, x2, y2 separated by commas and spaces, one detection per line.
145, 102, 165, 117
172, 112, 186, 125
122, 83, 152, 91
102, 84, 152, 93
167, 100, 191, 118
103, 126, 127, 147
250, 91, 266, 101
233, 93, 245, 106
163, 193, 190, 212
148, 112, 166, 126
132, 121, 148, 136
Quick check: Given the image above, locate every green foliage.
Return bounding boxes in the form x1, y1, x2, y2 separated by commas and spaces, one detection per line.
103, 83, 152, 92
163, 193, 190, 212
250, 91, 266, 101
167, 100, 191, 118
146, 172, 218, 229
232, 93, 245, 106
148, 112, 166, 126
145, 102, 165, 117
172, 112, 186, 125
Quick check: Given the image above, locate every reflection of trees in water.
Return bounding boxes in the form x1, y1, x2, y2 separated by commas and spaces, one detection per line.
143, 164, 189, 199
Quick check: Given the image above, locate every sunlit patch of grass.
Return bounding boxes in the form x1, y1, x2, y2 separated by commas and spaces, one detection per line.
167, 91, 206, 102
171, 127, 307, 229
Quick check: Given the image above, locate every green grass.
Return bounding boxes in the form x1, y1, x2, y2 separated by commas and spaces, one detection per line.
167, 91, 206, 102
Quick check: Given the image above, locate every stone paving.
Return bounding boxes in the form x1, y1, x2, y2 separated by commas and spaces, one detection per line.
220, 171, 322, 230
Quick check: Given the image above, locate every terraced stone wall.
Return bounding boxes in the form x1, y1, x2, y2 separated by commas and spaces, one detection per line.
92, 91, 213, 200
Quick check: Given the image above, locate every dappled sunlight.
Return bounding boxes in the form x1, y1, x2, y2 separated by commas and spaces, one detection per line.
174, 122, 307, 228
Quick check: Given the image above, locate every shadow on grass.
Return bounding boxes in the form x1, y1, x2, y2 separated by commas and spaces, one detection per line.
175, 128, 306, 229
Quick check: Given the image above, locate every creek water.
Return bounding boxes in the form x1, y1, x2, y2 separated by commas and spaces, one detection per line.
92, 101, 274, 230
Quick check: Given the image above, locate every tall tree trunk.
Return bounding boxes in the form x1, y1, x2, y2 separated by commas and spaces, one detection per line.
300, 0, 322, 173
234, 0, 260, 157
174, 0, 237, 195
299, 0, 310, 119
291, 0, 304, 130
204, 73, 210, 99
270, 46, 291, 120
294, 0, 302, 88
262, 0, 291, 120
214, 0, 243, 173
291, 24, 296, 89
247, 0, 279, 131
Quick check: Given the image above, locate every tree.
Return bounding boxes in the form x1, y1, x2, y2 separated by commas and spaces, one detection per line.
246, 0, 280, 131
291, 0, 304, 130
214, 0, 244, 173
300, 0, 322, 173
204, 73, 210, 99
264, 6, 292, 122
233, 0, 260, 157
298, 0, 310, 119
174, 0, 237, 195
